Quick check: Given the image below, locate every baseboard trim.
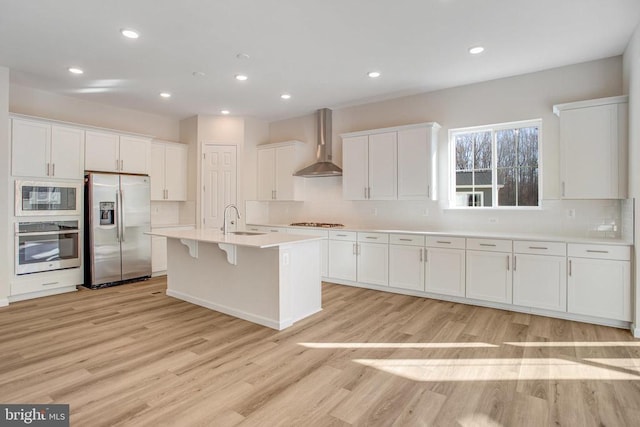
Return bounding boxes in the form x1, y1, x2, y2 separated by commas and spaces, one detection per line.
0, 298, 8, 307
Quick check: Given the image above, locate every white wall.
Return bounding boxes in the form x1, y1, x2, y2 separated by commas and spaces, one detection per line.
0, 68, 10, 305
623, 22, 640, 336
261, 57, 624, 238
10, 84, 180, 141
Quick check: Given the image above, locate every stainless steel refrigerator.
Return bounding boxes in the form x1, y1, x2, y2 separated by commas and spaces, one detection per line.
84, 172, 151, 288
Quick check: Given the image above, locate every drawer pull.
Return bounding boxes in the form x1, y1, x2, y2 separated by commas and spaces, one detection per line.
42, 282, 60, 286
528, 246, 548, 250
365, 236, 378, 240
586, 250, 609, 254
479, 243, 497, 247
336, 234, 348, 237
399, 238, 413, 242
436, 240, 451, 244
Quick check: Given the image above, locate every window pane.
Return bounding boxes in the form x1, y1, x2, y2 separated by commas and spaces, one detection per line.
497, 168, 516, 206
518, 167, 539, 206
455, 134, 473, 171
497, 129, 516, 168
518, 127, 539, 167
473, 132, 492, 169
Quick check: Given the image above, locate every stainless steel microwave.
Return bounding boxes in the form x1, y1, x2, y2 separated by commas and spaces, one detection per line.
15, 180, 82, 216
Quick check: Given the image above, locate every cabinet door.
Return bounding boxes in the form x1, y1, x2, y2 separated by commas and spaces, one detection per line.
513, 254, 566, 312
151, 235, 168, 273
119, 136, 150, 174
398, 127, 431, 200
342, 135, 369, 200
164, 143, 187, 201
85, 131, 119, 172
150, 142, 166, 200
275, 145, 296, 200
357, 242, 389, 286
257, 148, 276, 200
328, 240, 357, 281
560, 104, 618, 199
466, 250, 513, 303
567, 258, 631, 321
425, 248, 465, 297
12, 119, 50, 178
50, 126, 84, 179
389, 245, 424, 291
368, 132, 397, 200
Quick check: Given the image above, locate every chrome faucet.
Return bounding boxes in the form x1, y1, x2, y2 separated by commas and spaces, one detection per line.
221, 204, 240, 235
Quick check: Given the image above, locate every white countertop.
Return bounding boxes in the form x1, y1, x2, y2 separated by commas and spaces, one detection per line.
147, 228, 324, 248
254, 223, 632, 246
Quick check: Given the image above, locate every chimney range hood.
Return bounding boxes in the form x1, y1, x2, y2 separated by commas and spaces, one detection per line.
294, 108, 343, 177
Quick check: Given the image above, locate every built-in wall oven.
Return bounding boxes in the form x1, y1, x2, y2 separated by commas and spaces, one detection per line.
15, 180, 82, 216
15, 220, 81, 275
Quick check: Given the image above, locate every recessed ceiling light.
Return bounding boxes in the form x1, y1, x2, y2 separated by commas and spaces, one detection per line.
160, 92, 171, 98
68, 67, 84, 75
367, 71, 381, 78
121, 29, 139, 39
469, 46, 485, 55
221, 110, 230, 115
235, 74, 248, 81
280, 93, 291, 100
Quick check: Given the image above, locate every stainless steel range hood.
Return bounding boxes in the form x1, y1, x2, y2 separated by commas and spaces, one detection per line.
294, 108, 343, 177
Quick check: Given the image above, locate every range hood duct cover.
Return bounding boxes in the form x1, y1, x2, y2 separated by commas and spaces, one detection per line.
294, 108, 343, 177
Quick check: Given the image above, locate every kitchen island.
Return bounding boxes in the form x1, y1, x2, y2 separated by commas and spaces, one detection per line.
147, 229, 323, 330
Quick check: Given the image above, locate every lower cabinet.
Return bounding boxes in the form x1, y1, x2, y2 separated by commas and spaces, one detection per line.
513, 241, 567, 312
328, 231, 357, 281
389, 235, 425, 291
357, 232, 389, 286
567, 244, 631, 321
425, 237, 466, 297
466, 238, 513, 304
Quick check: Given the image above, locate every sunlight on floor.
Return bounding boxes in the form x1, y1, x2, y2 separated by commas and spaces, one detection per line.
298, 342, 498, 349
504, 341, 640, 347
353, 358, 640, 381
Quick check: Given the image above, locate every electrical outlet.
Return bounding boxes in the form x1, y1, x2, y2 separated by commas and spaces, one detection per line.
422, 208, 429, 217
567, 209, 576, 219
372, 208, 378, 216
489, 217, 498, 224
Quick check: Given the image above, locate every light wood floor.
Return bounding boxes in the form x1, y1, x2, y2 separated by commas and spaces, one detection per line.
1, 278, 639, 426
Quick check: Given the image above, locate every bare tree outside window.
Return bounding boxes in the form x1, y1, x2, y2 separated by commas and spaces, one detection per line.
452, 121, 540, 208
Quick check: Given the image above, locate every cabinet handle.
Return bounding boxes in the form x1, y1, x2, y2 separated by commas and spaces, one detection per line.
569, 259, 572, 276
336, 234, 348, 237
513, 255, 517, 271
436, 240, 451, 244
528, 246, 548, 250
419, 248, 423, 262
399, 238, 412, 242
562, 181, 565, 197
121, 159, 124, 170
365, 236, 378, 240
427, 185, 430, 198
52, 163, 55, 176
116, 159, 120, 170
586, 249, 609, 254
480, 243, 497, 247
506, 255, 510, 271
42, 281, 60, 286
46, 162, 50, 176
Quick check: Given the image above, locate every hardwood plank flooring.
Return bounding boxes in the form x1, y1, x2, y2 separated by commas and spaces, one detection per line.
1, 277, 639, 426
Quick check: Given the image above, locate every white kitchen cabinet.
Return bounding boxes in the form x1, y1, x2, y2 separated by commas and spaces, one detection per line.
567, 244, 631, 321
357, 232, 389, 286
328, 231, 358, 282
425, 237, 466, 297
256, 141, 305, 201
466, 238, 513, 304
85, 130, 151, 174
554, 96, 628, 199
389, 234, 425, 291
286, 227, 329, 277
342, 132, 397, 200
151, 141, 187, 201
512, 241, 567, 312
397, 124, 440, 200
11, 118, 84, 179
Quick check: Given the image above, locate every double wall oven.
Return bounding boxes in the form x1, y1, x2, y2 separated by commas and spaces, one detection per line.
14, 180, 82, 275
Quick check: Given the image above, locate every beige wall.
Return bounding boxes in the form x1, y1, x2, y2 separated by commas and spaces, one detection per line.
0, 68, 9, 304
10, 84, 180, 140
623, 22, 640, 336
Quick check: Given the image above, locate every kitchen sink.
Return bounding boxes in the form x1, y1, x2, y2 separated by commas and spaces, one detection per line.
229, 231, 266, 236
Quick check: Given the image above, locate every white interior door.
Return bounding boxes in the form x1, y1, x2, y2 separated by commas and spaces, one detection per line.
202, 144, 237, 229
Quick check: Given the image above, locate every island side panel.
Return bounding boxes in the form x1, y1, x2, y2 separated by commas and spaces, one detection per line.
279, 241, 322, 324
165, 238, 283, 329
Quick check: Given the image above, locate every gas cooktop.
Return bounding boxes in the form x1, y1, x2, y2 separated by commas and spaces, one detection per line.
289, 222, 344, 228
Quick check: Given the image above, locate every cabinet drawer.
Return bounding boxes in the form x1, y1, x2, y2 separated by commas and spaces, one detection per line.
358, 232, 389, 244
514, 241, 566, 256
466, 238, 512, 253
390, 234, 425, 246
568, 244, 630, 261
426, 236, 465, 250
286, 227, 329, 238
329, 230, 357, 241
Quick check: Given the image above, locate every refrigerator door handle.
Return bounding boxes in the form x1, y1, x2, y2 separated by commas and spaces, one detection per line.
120, 188, 126, 242
115, 190, 121, 242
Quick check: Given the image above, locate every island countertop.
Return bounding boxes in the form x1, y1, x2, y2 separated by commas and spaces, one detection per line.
147, 228, 324, 248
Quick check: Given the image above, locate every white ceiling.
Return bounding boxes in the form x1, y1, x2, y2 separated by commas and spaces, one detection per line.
1, 0, 639, 122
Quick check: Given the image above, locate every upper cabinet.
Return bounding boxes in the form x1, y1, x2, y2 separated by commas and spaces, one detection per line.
341, 122, 440, 201
256, 141, 306, 201
150, 140, 188, 201
85, 130, 151, 174
554, 95, 628, 199
11, 118, 84, 180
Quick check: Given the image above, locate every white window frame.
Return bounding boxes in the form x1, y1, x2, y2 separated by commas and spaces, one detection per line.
448, 119, 543, 209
